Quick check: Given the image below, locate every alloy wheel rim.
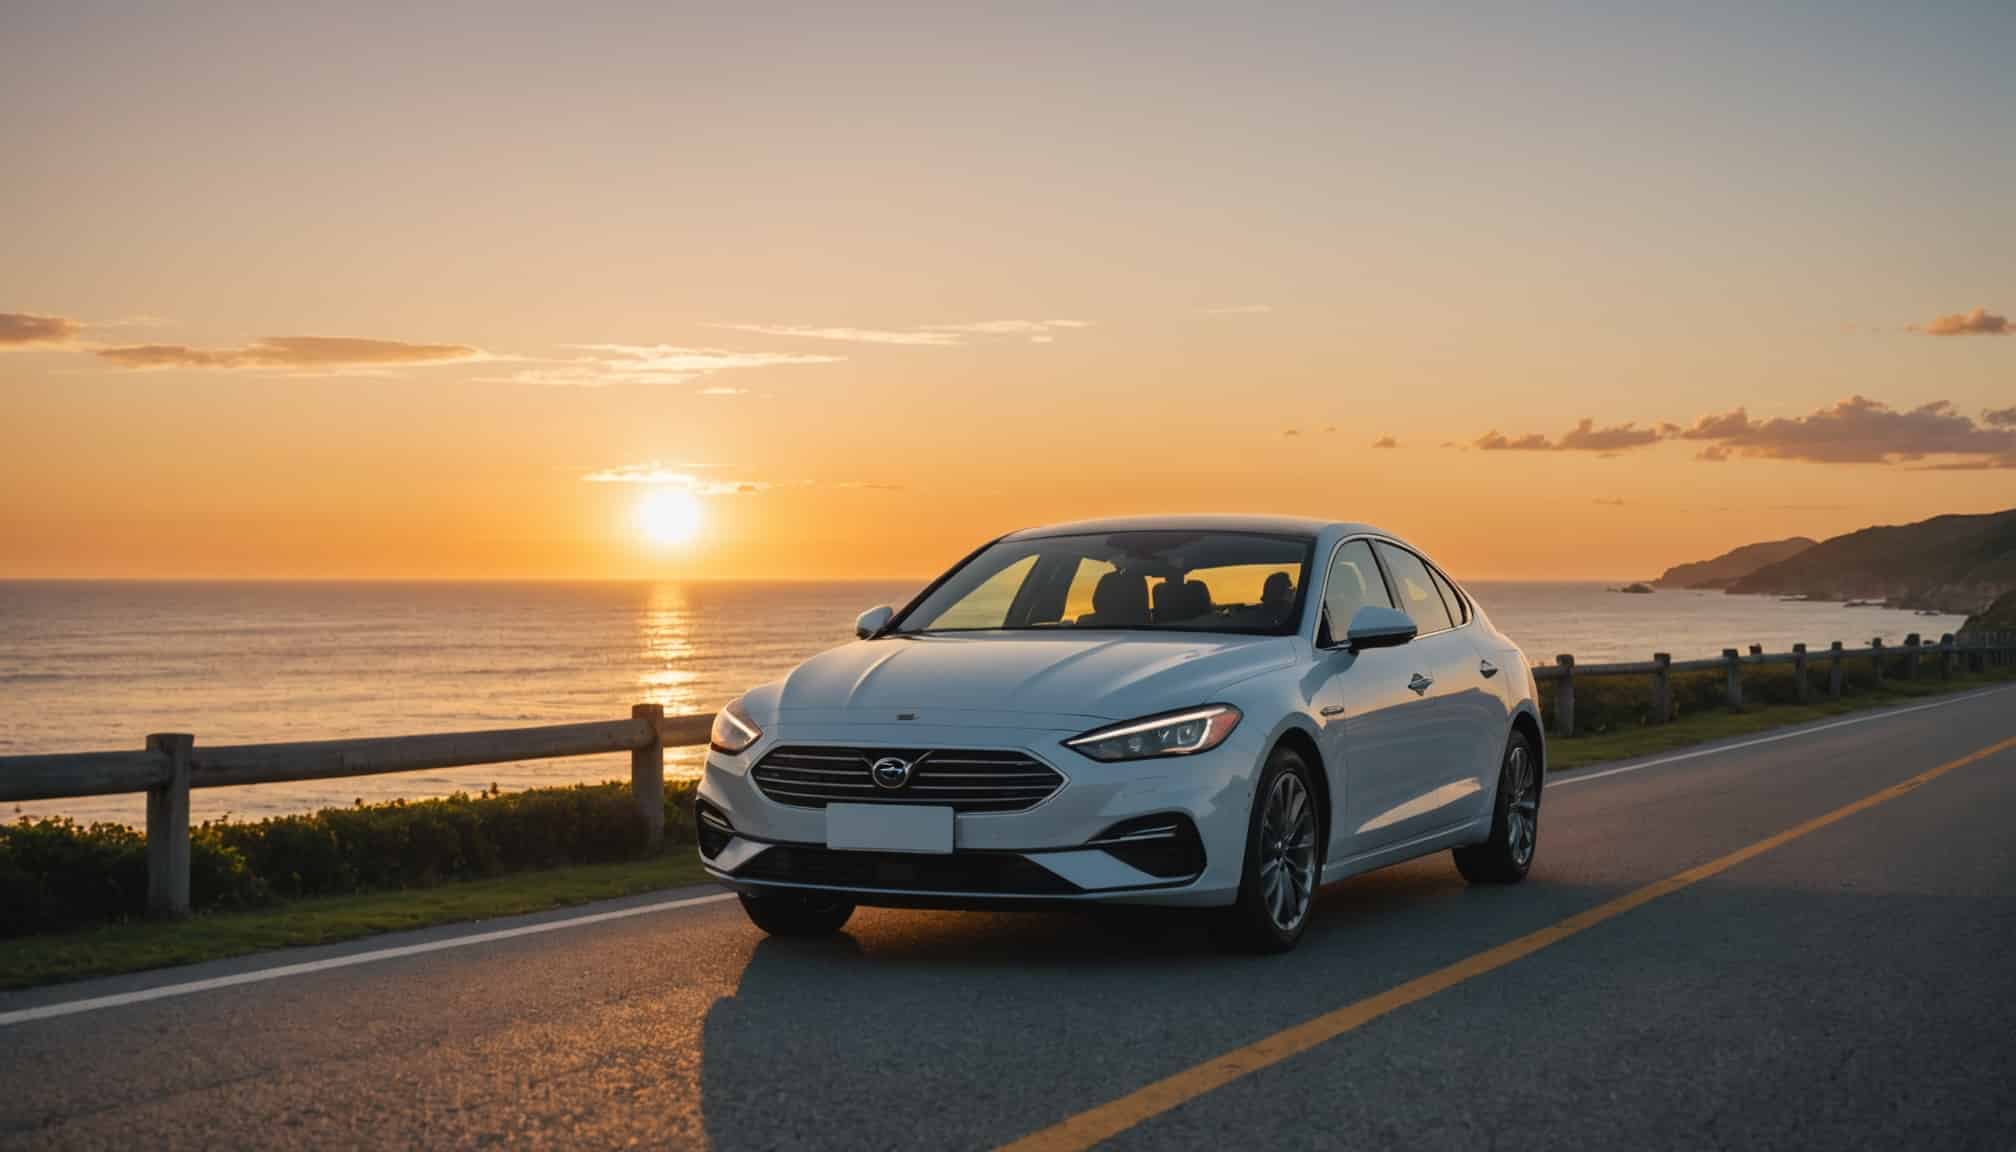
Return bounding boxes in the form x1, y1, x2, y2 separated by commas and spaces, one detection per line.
1259, 772, 1318, 932
1505, 745, 1538, 867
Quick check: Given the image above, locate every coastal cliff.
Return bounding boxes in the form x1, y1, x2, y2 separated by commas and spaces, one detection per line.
1724, 509, 2016, 614
1654, 537, 1815, 589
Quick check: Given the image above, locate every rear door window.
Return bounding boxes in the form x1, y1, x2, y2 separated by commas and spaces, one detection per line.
1372, 542, 1454, 634
1427, 565, 1468, 625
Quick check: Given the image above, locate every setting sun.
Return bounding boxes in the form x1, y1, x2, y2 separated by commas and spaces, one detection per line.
637, 489, 702, 548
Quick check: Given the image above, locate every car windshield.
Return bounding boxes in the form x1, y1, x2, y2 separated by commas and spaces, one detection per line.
894, 530, 1315, 636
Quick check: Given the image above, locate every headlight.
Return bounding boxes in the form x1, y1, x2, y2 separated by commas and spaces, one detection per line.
709, 699, 763, 755
1064, 705, 1242, 762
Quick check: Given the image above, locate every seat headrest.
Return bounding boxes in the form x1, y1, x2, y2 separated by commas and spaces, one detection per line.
1262, 571, 1294, 605
1091, 571, 1149, 624
1155, 577, 1212, 623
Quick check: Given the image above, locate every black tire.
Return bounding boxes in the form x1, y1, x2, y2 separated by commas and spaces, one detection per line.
738, 891, 856, 937
1453, 729, 1541, 884
1213, 745, 1322, 954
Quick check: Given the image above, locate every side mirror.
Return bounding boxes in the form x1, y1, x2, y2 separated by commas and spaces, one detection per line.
855, 604, 895, 639
1345, 605, 1417, 652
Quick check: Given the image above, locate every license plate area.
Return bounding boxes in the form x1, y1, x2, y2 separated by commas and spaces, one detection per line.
825, 804, 954, 854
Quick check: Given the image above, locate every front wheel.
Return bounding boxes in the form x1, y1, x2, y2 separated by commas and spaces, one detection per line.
1453, 730, 1540, 884
1213, 747, 1321, 953
738, 891, 856, 937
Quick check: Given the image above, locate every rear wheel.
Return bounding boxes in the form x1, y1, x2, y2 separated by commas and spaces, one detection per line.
1214, 746, 1321, 953
1453, 730, 1540, 884
738, 891, 856, 937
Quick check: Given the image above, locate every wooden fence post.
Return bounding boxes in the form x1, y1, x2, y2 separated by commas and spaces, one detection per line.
1938, 633, 1954, 680
631, 703, 665, 851
1902, 634, 1920, 680
1723, 648, 1743, 709
1792, 643, 1810, 703
1828, 641, 1844, 698
1968, 635, 1986, 674
144, 733, 193, 918
1651, 652, 1672, 725
1870, 638, 1884, 683
1554, 654, 1575, 739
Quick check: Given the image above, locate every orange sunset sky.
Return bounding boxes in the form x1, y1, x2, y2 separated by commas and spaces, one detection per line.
3, 4, 2012, 583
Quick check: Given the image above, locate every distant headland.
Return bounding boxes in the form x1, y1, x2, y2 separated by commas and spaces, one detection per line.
1649, 508, 2016, 616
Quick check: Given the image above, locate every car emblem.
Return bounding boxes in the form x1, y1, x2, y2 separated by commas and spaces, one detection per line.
870, 756, 913, 790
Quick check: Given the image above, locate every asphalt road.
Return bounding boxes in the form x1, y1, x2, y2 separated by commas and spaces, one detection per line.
5, 688, 2015, 1151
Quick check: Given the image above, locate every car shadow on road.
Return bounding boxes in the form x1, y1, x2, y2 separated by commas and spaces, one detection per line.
691, 859, 1587, 1150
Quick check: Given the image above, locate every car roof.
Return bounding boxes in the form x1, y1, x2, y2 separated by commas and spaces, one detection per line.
1001, 514, 1379, 541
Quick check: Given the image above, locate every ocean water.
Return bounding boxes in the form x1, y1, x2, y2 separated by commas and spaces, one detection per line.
1, 580, 1970, 825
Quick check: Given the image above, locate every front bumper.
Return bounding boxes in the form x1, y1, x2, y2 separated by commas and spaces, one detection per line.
695, 715, 1262, 909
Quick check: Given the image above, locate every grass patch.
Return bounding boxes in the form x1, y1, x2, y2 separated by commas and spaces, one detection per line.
1547, 665, 2016, 771
0, 851, 712, 990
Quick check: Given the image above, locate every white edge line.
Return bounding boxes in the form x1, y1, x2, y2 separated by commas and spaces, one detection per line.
0, 891, 735, 1028
1549, 685, 2014, 790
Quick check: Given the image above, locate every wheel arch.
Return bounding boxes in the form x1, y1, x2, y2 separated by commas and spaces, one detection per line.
1269, 723, 1332, 866
1509, 706, 1545, 792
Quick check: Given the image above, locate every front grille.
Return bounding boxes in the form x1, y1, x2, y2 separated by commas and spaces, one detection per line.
739, 845, 1080, 895
751, 746, 1065, 813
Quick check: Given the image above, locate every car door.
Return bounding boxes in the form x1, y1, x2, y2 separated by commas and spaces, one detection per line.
1423, 560, 1509, 820
1310, 539, 1445, 861
1351, 541, 1481, 846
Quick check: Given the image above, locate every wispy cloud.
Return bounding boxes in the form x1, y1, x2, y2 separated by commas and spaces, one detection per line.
1678, 396, 2015, 466
583, 462, 904, 494
581, 464, 771, 495
1200, 304, 1272, 315
1473, 430, 1553, 451
710, 319, 1090, 346
99, 335, 482, 370
1907, 307, 2010, 336
0, 312, 81, 348
1371, 435, 1399, 449
88, 315, 171, 330
1470, 397, 2014, 468
500, 344, 842, 388
710, 324, 961, 347
1475, 419, 1662, 453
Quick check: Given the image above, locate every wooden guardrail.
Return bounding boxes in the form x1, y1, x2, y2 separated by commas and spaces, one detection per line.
1533, 631, 2016, 740
6, 628, 2013, 922
0, 704, 714, 919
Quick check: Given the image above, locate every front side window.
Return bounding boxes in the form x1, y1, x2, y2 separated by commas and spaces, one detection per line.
895, 531, 1314, 636
1372, 541, 1454, 634
1322, 539, 1395, 638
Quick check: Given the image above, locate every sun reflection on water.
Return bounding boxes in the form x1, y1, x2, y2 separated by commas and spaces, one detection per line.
638, 583, 701, 715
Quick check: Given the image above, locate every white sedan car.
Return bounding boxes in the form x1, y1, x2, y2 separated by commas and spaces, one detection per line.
696, 516, 1544, 952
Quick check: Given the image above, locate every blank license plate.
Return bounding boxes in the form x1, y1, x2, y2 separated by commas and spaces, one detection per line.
825, 804, 954, 854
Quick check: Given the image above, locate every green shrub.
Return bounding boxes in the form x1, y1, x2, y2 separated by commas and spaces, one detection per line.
2, 779, 698, 937
1537, 651, 1984, 736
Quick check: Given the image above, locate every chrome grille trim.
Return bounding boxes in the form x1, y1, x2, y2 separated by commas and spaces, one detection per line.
752, 746, 1066, 813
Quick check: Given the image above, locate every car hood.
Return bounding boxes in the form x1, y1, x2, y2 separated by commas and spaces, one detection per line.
772, 632, 1298, 723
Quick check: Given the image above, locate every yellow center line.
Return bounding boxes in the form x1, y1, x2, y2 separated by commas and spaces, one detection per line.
995, 733, 2016, 1152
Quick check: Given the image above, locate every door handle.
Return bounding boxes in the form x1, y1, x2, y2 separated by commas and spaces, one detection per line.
1407, 672, 1434, 695
1479, 659, 1498, 679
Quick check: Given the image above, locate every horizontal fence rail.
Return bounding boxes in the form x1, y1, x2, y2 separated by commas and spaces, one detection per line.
4, 630, 2013, 921
1531, 631, 2016, 742
0, 705, 716, 918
